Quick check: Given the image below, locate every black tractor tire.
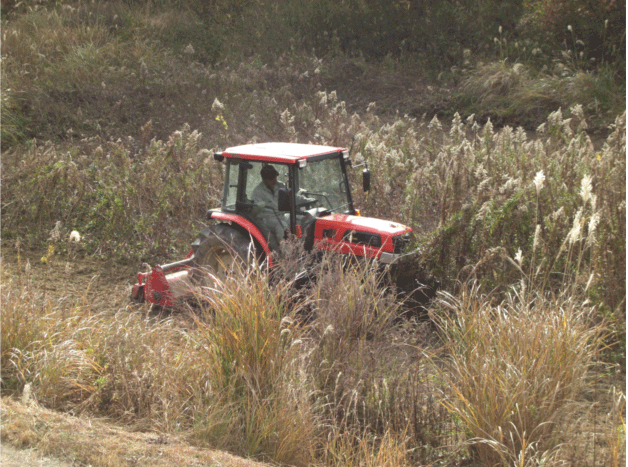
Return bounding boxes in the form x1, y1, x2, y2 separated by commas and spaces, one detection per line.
191, 224, 255, 283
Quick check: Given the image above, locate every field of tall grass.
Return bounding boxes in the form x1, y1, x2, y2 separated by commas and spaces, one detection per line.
2, 107, 625, 465
1, 235, 625, 466
1, 1, 625, 466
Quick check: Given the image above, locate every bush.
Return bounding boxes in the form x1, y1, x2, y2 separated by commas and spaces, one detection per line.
522, 0, 626, 72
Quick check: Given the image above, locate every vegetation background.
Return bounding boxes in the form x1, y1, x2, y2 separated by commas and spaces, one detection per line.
1, 0, 625, 466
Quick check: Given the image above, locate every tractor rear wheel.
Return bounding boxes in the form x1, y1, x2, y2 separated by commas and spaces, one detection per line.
191, 224, 255, 283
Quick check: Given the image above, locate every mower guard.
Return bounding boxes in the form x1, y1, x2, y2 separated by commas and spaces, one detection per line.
131, 253, 198, 306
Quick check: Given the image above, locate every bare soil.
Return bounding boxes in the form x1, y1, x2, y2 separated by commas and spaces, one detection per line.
1, 244, 138, 314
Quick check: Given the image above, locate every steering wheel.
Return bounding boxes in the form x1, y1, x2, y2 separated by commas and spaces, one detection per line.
297, 197, 318, 210
338, 179, 348, 194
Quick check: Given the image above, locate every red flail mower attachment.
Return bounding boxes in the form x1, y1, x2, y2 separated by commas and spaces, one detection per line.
131, 252, 197, 306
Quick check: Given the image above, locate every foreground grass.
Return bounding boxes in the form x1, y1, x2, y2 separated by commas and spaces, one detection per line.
0, 253, 445, 466
1, 243, 624, 466
434, 285, 604, 465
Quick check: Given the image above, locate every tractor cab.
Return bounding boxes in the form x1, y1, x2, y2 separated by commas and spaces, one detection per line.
213, 143, 361, 252
208, 142, 413, 264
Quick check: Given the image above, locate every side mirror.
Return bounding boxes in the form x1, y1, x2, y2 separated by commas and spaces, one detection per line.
278, 187, 291, 212
362, 168, 371, 193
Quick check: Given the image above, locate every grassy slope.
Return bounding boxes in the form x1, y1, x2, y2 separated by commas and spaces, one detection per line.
1, 1, 624, 150
1, 396, 270, 467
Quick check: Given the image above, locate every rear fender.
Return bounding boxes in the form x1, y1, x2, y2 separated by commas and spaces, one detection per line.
208, 211, 274, 266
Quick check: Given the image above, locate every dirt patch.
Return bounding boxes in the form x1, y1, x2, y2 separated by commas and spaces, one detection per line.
1, 244, 142, 315
322, 58, 456, 119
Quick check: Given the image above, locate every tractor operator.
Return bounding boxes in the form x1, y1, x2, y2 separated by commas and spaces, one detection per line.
251, 165, 288, 251
252, 164, 317, 251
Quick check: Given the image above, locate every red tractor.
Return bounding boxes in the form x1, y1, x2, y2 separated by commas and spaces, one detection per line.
131, 142, 429, 308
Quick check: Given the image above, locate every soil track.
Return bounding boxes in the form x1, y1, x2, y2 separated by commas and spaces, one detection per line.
1, 245, 140, 314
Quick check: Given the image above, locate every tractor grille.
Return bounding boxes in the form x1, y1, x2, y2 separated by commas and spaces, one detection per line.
392, 232, 413, 254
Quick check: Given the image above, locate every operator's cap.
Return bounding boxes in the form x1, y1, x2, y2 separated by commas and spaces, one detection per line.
261, 165, 279, 180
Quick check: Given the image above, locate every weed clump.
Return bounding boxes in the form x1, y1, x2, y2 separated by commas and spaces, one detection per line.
433, 283, 603, 465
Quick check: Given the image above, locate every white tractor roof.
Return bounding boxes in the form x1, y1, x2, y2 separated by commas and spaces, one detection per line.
221, 142, 347, 163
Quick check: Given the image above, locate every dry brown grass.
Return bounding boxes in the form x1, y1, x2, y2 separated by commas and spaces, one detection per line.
2, 108, 625, 466
2, 107, 624, 466
1, 222, 625, 467
0, 246, 455, 466
1, 396, 270, 467
432, 283, 606, 465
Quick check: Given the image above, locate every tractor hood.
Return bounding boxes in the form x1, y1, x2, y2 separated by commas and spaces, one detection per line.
312, 213, 415, 263
322, 214, 410, 235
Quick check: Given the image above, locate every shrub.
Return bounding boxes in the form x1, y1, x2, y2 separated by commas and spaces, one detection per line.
522, 0, 626, 71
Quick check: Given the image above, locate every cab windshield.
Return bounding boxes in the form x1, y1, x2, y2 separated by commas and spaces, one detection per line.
297, 156, 352, 214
